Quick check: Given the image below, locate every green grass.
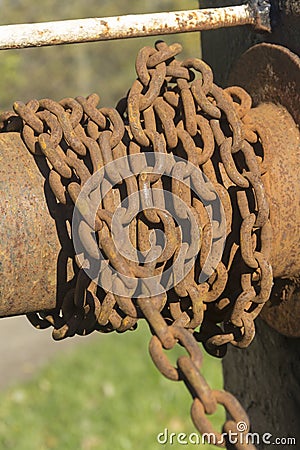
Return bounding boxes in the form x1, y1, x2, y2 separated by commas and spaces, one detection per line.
0, 322, 224, 450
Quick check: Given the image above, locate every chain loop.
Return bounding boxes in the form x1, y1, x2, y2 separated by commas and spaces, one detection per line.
1, 41, 274, 450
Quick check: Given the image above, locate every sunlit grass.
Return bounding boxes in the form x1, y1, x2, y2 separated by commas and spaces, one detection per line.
0, 321, 223, 450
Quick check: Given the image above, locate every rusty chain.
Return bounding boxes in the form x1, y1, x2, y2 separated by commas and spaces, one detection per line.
0, 41, 273, 449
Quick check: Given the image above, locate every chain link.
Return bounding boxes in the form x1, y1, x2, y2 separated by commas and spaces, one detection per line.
0, 41, 274, 449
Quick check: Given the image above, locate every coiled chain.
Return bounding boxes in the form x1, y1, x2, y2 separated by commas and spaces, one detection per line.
0, 41, 273, 449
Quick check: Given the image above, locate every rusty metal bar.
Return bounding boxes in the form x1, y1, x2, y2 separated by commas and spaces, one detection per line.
0, 133, 59, 317
0, 3, 270, 51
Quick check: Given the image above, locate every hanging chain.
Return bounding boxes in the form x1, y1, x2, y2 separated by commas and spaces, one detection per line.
0, 41, 273, 449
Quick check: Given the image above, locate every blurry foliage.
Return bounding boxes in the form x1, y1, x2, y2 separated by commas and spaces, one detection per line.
0, 0, 200, 109
0, 322, 223, 450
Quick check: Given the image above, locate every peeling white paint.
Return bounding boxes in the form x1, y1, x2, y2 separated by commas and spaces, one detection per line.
0, 5, 257, 50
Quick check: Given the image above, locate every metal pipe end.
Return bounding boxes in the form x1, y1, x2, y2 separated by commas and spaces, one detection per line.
248, 0, 271, 32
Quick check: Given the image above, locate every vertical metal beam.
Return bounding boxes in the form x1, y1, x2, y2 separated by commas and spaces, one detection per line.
200, 0, 300, 442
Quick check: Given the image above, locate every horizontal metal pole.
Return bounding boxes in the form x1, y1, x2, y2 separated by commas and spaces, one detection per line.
0, 4, 267, 51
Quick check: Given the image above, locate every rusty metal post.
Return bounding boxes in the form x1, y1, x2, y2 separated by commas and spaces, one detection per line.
200, 0, 300, 445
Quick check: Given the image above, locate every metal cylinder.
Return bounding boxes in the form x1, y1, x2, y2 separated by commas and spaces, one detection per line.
0, 132, 60, 316
0, 97, 299, 317
228, 43, 300, 280
244, 102, 300, 278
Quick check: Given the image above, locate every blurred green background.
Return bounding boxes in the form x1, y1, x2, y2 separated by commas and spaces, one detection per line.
0, 322, 224, 450
0, 1, 223, 449
0, 0, 200, 110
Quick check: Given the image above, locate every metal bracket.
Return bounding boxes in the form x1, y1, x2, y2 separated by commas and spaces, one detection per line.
249, 0, 272, 31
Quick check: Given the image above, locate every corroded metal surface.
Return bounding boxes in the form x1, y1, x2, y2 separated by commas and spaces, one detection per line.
0, 41, 275, 449
229, 43, 300, 336
0, 42, 273, 354
261, 279, 300, 337
0, 40, 299, 446
228, 42, 300, 127
0, 133, 60, 316
243, 103, 300, 279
